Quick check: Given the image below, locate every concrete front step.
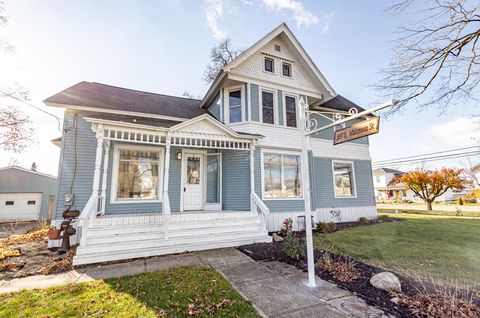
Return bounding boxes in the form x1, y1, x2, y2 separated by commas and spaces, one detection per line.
74, 234, 272, 266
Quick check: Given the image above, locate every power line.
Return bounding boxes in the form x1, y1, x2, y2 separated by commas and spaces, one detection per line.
372, 146, 480, 165
372, 151, 480, 168
0, 91, 63, 130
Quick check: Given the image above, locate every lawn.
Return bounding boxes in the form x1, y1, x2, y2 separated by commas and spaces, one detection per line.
0, 265, 260, 318
314, 214, 480, 287
378, 208, 480, 217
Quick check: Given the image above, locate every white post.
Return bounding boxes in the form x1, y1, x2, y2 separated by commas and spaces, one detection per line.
162, 136, 171, 215
100, 140, 110, 215
249, 142, 256, 211
300, 97, 316, 287
92, 124, 104, 196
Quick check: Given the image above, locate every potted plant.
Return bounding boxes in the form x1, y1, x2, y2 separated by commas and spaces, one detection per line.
47, 227, 62, 239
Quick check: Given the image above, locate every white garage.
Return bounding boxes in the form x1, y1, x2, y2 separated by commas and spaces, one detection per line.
0, 193, 43, 222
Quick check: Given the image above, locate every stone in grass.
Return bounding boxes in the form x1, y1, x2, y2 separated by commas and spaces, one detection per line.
272, 233, 284, 242
370, 272, 402, 293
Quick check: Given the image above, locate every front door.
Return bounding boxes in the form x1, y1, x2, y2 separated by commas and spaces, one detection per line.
183, 153, 203, 210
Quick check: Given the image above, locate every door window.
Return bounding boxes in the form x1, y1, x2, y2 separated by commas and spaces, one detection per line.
187, 156, 201, 184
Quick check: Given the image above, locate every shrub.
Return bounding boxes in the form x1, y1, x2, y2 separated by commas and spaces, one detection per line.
278, 217, 293, 237
316, 221, 337, 233
357, 217, 370, 225
378, 214, 390, 222
316, 253, 361, 283
282, 233, 304, 260
457, 197, 464, 205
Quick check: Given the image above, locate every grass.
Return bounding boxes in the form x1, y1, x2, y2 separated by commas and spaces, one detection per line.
314, 214, 480, 287
0, 265, 260, 318
378, 208, 480, 217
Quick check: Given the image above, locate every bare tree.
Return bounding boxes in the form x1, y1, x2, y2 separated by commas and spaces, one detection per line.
0, 106, 34, 152
377, 0, 480, 113
203, 38, 243, 84
460, 157, 480, 187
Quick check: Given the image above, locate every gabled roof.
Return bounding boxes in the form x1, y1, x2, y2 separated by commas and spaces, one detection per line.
44, 81, 207, 120
201, 23, 336, 108
0, 166, 57, 179
373, 168, 405, 175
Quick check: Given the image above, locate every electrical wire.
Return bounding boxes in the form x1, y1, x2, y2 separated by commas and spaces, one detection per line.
0, 90, 63, 130
372, 151, 480, 168
372, 146, 480, 165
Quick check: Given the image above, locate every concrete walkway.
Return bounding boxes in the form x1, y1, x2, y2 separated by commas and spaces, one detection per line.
0, 248, 390, 318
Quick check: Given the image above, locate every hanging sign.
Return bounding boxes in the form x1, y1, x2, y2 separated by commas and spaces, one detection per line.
333, 116, 380, 145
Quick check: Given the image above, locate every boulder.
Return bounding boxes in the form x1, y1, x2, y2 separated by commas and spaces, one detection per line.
370, 272, 402, 292
272, 233, 284, 242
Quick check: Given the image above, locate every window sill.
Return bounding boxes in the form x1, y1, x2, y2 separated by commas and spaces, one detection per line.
333, 195, 357, 199
110, 199, 163, 204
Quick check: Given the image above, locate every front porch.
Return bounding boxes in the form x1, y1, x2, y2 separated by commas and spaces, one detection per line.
73, 114, 272, 265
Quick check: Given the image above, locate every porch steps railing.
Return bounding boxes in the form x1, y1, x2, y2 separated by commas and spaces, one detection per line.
73, 211, 271, 266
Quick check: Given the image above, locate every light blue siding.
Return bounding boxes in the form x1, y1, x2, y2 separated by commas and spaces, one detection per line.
277, 90, 284, 126
244, 83, 249, 121
250, 84, 259, 122
311, 157, 375, 208
168, 147, 182, 212
207, 93, 221, 121
221, 150, 250, 210
254, 149, 305, 212
54, 111, 96, 219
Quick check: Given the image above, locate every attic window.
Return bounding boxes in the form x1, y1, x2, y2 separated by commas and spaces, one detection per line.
274, 44, 281, 52
264, 57, 274, 73
282, 62, 291, 77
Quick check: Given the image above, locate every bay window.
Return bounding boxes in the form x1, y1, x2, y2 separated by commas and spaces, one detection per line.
112, 146, 163, 202
333, 161, 356, 197
263, 152, 302, 198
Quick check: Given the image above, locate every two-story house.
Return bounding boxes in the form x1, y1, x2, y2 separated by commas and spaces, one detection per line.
44, 23, 376, 265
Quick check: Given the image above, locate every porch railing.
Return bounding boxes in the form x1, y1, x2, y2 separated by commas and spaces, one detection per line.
251, 192, 269, 230
78, 193, 99, 246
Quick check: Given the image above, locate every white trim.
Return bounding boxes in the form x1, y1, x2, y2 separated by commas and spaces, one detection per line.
259, 86, 278, 126
331, 160, 357, 199
45, 102, 190, 122
204, 152, 222, 211
110, 144, 165, 204
224, 85, 246, 125
283, 92, 299, 129
260, 148, 303, 200
179, 149, 208, 212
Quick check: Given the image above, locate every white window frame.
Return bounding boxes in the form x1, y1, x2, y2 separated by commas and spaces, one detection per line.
264, 56, 275, 73
259, 87, 277, 126
332, 160, 357, 199
282, 61, 292, 78
110, 144, 164, 204
225, 85, 245, 125
283, 92, 299, 129
261, 149, 304, 200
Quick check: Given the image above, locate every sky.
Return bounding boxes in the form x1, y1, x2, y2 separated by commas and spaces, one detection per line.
1, 0, 479, 176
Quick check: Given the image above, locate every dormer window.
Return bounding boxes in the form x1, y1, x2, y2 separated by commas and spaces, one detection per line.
282, 62, 291, 77
264, 57, 274, 73
228, 90, 242, 123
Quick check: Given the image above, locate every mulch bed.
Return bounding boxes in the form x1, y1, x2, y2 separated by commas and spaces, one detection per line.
238, 241, 417, 317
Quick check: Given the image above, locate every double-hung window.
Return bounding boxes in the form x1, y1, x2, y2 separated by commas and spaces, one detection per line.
113, 147, 162, 202
282, 62, 291, 77
333, 161, 356, 197
285, 96, 297, 127
262, 91, 274, 124
229, 90, 242, 123
264, 57, 274, 73
263, 153, 302, 198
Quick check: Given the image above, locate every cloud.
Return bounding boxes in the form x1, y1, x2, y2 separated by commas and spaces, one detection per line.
203, 0, 228, 40
261, 0, 319, 28
320, 11, 336, 34
424, 117, 480, 148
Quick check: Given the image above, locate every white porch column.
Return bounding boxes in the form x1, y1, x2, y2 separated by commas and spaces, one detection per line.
100, 140, 110, 215
162, 136, 171, 215
249, 142, 256, 212
299, 97, 316, 287
92, 124, 104, 196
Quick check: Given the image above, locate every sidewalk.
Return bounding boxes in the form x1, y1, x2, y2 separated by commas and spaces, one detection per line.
0, 248, 390, 318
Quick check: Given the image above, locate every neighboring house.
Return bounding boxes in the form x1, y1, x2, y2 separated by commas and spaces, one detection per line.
373, 167, 467, 202
0, 166, 57, 222
44, 23, 376, 265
